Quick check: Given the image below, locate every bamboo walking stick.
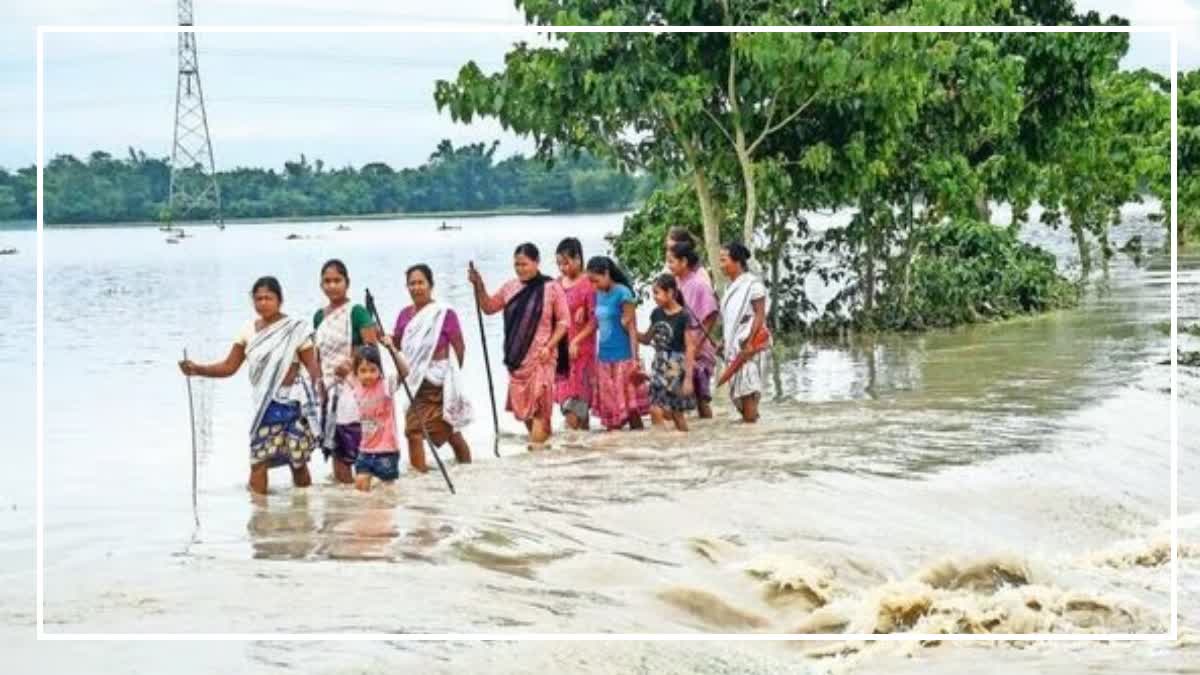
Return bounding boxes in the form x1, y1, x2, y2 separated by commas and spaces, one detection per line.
468, 261, 502, 457
183, 348, 200, 528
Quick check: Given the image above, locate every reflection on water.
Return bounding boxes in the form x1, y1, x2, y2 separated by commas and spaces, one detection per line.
7, 206, 1197, 672
244, 488, 470, 563
247, 493, 318, 561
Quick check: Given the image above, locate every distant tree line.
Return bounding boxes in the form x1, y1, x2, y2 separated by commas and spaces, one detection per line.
0, 167, 34, 224
0, 139, 655, 225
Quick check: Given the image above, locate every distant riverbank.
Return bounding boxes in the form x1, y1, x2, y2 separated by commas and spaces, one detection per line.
0, 208, 559, 231
0, 206, 643, 231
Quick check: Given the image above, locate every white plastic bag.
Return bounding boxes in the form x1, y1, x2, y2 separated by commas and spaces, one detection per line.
441, 357, 474, 429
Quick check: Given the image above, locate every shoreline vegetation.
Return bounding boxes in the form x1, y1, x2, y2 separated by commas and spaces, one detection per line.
0, 140, 655, 228
4, 207, 562, 230
0, 205, 635, 230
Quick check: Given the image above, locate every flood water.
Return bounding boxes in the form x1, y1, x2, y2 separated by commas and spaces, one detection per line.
1, 207, 1197, 673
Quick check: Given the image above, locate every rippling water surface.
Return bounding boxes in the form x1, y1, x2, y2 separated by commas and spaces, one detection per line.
0, 206, 1197, 673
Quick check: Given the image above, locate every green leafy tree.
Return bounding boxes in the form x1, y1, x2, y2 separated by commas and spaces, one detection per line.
1179, 69, 1200, 244
1039, 68, 1169, 277
434, 1, 1126, 290
434, 5, 963, 278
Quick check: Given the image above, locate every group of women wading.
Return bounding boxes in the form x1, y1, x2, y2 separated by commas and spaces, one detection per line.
177, 228, 771, 495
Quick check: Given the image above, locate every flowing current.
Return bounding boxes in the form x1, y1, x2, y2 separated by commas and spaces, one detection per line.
0, 206, 1197, 673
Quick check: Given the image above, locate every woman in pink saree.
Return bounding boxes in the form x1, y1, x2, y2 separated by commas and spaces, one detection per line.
468, 243, 570, 449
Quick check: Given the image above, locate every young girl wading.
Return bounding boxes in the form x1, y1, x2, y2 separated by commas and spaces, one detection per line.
638, 274, 697, 432
587, 256, 649, 431
666, 241, 719, 419
178, 277, 324, 495
336, 342, 410, 491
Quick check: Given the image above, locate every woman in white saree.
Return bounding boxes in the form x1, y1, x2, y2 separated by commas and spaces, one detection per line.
312, 259, 377, 485
718, 242, 771, 423
392, 264, 473, 472
179, 277, 324, 494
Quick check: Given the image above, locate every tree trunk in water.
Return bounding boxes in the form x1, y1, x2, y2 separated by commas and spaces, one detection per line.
864, 243, 876, 315
691, 167, 724, 290
768, 233, 784, 400
768, 220, 781, 333
900, 189, 917, 305
862, 208, 876, 316
1071, 220, 1091, 281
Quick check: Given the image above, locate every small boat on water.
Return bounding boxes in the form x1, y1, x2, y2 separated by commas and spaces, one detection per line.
0, 247, 17, 256
165, 238, 180, 245
436, 221, 462, 231
335, 224, 351, 232
285, 233, 303, 240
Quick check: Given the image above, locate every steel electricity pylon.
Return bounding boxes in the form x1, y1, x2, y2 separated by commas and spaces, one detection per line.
167, 0, 223, 227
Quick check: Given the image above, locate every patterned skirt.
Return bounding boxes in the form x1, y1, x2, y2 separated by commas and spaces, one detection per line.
251, 400, 316, 469
593, 359, 650, 430
649, 350, 696, 413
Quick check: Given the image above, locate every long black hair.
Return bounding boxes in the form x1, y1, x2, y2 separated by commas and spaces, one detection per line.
722, 241, 752, 270
555, 237, 583, 261
320, 258, 349, 284
586, 255, 634, 292
406, 263, 434, 287
514, 242, 541, 262
668, 241, 700, 270
653, 273, 685, 308
251, 276, 283, 302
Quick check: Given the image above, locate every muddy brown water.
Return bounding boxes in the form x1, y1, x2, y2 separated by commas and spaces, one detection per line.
0, 206, 1196, 673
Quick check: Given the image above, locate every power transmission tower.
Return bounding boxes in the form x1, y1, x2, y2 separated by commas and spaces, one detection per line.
168, 0, 223, 228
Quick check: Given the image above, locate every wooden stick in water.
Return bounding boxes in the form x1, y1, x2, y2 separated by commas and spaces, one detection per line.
469, 261, 502, 457
183, 348, 199, 528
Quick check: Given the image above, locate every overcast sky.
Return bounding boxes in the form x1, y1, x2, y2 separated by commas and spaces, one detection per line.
0, 0, 1197, 172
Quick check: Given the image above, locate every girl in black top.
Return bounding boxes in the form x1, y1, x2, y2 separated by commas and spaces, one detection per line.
638, 274, 698, 431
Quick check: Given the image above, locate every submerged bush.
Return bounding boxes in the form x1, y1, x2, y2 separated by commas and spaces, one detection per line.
868, 219, 1077, 331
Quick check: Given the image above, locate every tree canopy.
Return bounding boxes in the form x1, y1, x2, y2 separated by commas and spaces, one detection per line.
436, 1, 1172, 332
